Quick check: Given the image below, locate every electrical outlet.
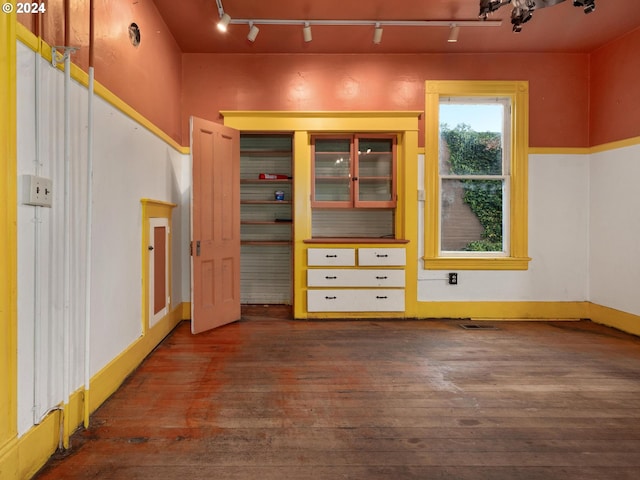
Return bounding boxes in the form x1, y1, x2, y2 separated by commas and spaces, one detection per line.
23, 175, 53, 208
448, 272, 458, 285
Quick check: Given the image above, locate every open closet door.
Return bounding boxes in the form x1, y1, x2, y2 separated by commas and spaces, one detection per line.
190, 116, 241, 334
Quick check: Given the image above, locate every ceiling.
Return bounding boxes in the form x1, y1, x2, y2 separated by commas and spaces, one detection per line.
153, 0, 640, 54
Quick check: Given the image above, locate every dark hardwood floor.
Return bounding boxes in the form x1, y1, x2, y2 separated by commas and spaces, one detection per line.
35, 311, 640, 479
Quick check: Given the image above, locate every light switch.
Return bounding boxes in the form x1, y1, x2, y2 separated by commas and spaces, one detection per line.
23, 175, 53, 208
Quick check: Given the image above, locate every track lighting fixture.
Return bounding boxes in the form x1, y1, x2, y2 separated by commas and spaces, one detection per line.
217, 13, 231, 32
303, 22, 312, 42
448, 24, 460, 42
247, 22, 259, 42
213, 0, 502, 45
373, 23, 383, 44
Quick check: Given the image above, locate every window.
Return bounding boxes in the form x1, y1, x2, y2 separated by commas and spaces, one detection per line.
424, 81, 530, 270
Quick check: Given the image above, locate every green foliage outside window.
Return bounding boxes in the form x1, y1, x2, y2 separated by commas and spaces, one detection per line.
441, 124, 503, 252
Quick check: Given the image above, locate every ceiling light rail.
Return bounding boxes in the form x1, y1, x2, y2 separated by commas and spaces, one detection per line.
214, 0, 501, 43
222, 18, 502, 28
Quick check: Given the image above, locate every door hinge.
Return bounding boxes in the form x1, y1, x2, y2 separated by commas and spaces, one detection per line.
190, 241, 192, 256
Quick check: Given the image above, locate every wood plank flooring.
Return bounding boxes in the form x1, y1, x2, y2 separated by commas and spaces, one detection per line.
35, 313, 640, 479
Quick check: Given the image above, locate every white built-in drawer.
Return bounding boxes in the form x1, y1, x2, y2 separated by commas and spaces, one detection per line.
358, 248, 406, 266
307, 289, 405, 312
307, 269, 405, 287
307, 248, 355, 266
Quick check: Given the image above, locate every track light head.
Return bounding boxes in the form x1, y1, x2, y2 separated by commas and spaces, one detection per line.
373, 23, 383, 44
247, 22, 259, 42
448, 24, 460, 43
303, 22, 312, 42
217, 13, 231, 32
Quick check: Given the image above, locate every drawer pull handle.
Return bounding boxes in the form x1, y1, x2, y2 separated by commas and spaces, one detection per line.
325, 296, 337, 300
376, 276, 388, 280
376, 254, 389, 258
325, 276, 337, 279
376, 296, 388, 299
325, 254, 338, 258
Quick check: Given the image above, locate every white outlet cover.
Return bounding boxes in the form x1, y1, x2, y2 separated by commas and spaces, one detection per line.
22, 174, 53, 208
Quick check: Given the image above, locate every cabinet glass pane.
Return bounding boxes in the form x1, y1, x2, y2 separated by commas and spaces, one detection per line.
357, 138, 393, 202
359, 178, 393, 201
314, 139, 351, 202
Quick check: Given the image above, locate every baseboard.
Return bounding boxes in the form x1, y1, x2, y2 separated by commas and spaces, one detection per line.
589, 303, 640, 337
412, 301, 590, 320
0, 302, 186, 480
88, 303, 184, 413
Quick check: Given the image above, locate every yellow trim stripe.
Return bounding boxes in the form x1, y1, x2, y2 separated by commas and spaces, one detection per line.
15, 23, 189, 155
1, 4, 18, 456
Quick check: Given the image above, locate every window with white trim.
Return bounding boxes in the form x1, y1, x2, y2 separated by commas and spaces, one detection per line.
424, 81, 530, 270
439, 98, 510, 254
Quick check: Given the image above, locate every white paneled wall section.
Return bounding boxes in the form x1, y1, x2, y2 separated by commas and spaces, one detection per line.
15, 42, 190, 436
417, 153, 590, 303
589, 144, 640, 316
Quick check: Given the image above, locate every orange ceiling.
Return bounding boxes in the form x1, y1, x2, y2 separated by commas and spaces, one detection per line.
153, 0, 640, 54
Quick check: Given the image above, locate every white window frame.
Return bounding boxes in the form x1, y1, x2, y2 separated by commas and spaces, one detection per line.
439, 97, 511, 257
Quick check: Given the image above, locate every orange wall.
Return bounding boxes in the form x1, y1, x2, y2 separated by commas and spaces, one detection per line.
18, 0, 183, 144
590, 27, 640, 146
182, 52, 590, 148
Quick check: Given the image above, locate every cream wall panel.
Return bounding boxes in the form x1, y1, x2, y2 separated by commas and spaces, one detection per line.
417, 153, 590, 302
589, 144, 640, 316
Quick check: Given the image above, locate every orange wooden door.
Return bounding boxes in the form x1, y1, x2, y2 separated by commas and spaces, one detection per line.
190, 117, 241, 334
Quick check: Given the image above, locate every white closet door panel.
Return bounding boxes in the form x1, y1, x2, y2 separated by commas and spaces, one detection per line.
307, 269, 405, 287
358, 248, 406, 266
307, 248, 355, 266
307, 289, 404, 312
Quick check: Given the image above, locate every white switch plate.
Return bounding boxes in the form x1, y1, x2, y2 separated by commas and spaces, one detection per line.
22, 175, 53, 207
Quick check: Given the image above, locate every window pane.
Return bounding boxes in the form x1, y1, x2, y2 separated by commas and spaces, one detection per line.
439, 103, 504, 175
314, 138, 351, 202
441, 179, 504, 252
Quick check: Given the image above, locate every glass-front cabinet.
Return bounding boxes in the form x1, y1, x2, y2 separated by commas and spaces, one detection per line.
311, 134, 396, 208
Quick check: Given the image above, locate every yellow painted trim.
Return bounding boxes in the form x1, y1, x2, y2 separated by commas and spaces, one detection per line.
222, 112, 420, 319
423, 256, 531, 270
181, 301, 191, 320
590, 135, 640, 154
527, 137, 640, 155
222, 110, 422, 132
589, 303, 640, 337
423, 80, 530, 271
1, 5, 18, 452
293, 131, 312, 319
15, 25, 189, 155
141, 199, 176, 334
414, 301, 590, 320
528, 147, 591, 155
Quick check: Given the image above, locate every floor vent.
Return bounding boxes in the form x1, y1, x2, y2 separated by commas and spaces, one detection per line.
459, 324, 499, 330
